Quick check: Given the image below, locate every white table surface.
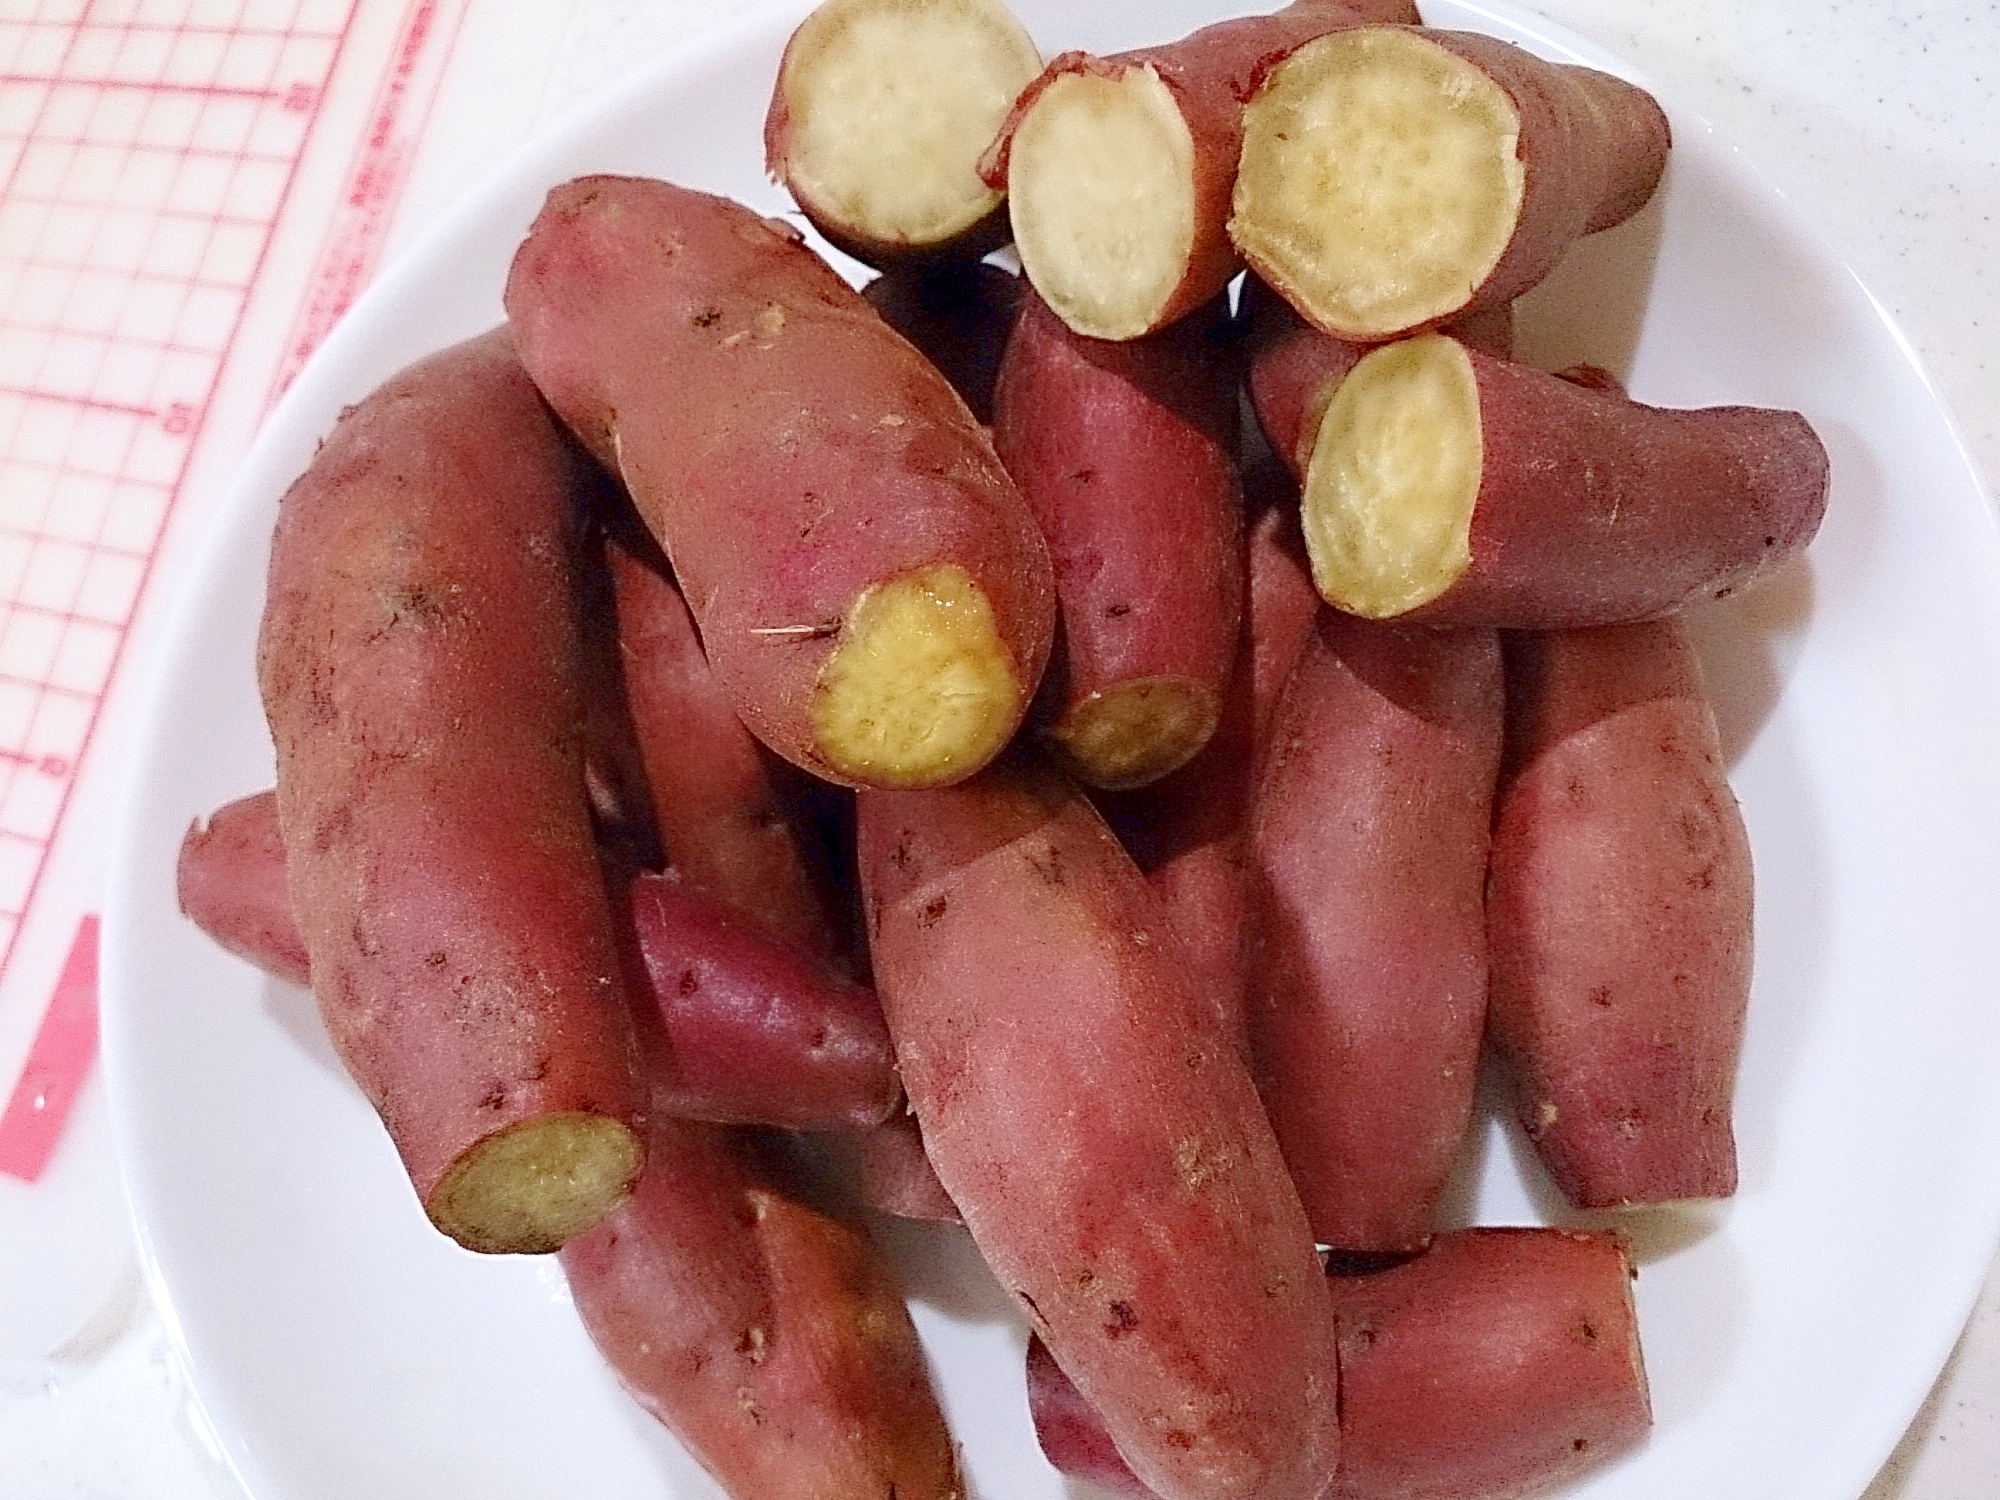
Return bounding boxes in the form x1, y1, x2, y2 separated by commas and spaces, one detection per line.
2, 0, 1996, 1494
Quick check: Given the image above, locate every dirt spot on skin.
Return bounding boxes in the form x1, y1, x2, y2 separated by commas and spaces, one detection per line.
679, 968, 701, 995
1164, 1430, 1195, 1451
480, 1083, 507, 1110
1589, 985, 1613, 1008
1024, 844, 1065, 885
919, 896, 949, 927
1104, 1301, 1138, 1338
426, 950, 448, 969
1104, 601, 1132, 618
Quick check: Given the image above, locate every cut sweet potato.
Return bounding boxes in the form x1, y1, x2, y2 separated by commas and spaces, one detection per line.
256, 329, 646, 1254
1488, 620, 1751, 1207
765, 0, 1041, 265
1252, 614, 1502, 1252
986, 0, 1419, 340
858, 760, 1339, 1500
1233, 27, 1669, 340
1294, 331, 1828, 623
505, 176, 1055, 791
992, 291, 1243, 788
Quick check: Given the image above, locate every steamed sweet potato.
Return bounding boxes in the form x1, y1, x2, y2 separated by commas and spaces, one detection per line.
1488, 620, 1751, 1207
562, 1115, 962, 1499
256, 329, 645, 1255
863, 260, 1022, 425
1291, 331, 1828, 624
1233, 27, 1668, 340
858, 760, 1339, 1500
505, 175, 1056, 791
1252, 613, 1502, 1252
1029, 1228, 1651, 1500
765, 0, 1041, 266
176, 790, 308, 988
992, 291, 1243, 788
983, 0, 1419, 340
177, 789, 898, 1133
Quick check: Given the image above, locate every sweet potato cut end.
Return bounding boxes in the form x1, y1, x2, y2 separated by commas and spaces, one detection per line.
1301, 332, 1481, 618
812, 563, 1026, 788
1051, 676, 1220, 791
1008, 64, 1197, 341
772, 0, 1041, 253
428, 1113, 644, 1255
1233, 28, 1524, 339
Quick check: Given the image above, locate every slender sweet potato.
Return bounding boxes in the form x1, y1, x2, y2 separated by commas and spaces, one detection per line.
177, 790, 308, 988
1243, 275, 1513, 478
862, 260, 1022, 425
562, 1116, 963, 1499
1029, 1228, 1652, 1500
984, 0, 1418, 340
859, 1109, 962, 1223
1252, 614, 1502, 1252
256, 329, 645, 1255
177, 790, 898, 1133
506, 175, 1056, 791
608, 538, 839, 961
1488, 620, 1752, 1207
1291, 331, 1828, 623
992, 291, 1243, 788
1233, 27, 1669, 340
765, 0, 1041, 266
858, 760, 1340, 1500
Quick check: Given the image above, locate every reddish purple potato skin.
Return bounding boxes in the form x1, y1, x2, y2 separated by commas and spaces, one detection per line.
857, 761, 1340, 1500
1252, 615, 1503, 1252
177, 790, 309, 987
1488, 619, 1752, 1208
255, 329, 646, 1242
859, 1110, 963, 1223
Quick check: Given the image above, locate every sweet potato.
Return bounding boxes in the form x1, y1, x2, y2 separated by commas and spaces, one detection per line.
862, 259, 1022, 425
1243, 274, 1512, 478
176, 790, 308, 988
1232, 27, 1669, 340
983, 0, 1419, 340
505, 175, 1056, 790
256, 329, 646, 1255
562, 1116, 962, 1499
765, 0, 1041, 266
992, 291, 1243, 788
1252, 614, 1502, 1252
1290, 331, 1828, 623
859, 1109, 962, 1223
1487, 620, 1752, 1207
177, 789, 899, 1133
608, 538, 839, 961
1028, 1228, 1651, 1500
858, 760, 1340, 1500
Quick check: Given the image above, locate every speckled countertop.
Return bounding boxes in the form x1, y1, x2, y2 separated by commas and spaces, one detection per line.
1, 1, 1995, 1494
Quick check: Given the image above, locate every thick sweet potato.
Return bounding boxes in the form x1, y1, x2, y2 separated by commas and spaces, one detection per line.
863, 260, 1022, 425
505, 175, 1056, 790
1233, 27, 1668, 340
858, 760, 1340, 1500
256, 329, 645, 1255
765, 0, 1041, 266
562, 1116, 962, 1500
1488, 620, 1751, 1207
992, 291, 1243, 788
1291, 331, 1828, 623
1252, 614, 1502, 1252
1029, 1228, 1651, 1500
984, 0, 1419, 340
176, 790, 308, 988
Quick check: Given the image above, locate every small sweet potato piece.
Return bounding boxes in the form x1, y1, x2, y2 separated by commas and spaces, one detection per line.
1252, 614, 1502, 1252
863, 260, 1022, 425
859, 1109, 962, 1223
561, 1116, 962, 1499
177, 790, 308, 988
859, 760, 1339, 1500
506, 175, 1055, 791
1294, 332, 1829, 624
992, 291, 1243, 788
257, 329, 646, 1255
1233, 27, 1669, 340
1488, 620, 1751, 1207
985, 0, 1419, 340
765, 0, 1041, 266
1028, 1228, 1652, 1500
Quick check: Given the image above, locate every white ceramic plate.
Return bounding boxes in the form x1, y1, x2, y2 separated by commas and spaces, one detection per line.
102, 1, 2000, 1496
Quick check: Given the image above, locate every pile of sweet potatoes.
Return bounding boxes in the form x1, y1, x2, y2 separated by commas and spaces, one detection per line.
178, 0, 1831, 1495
